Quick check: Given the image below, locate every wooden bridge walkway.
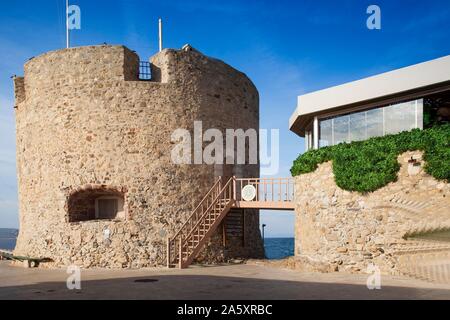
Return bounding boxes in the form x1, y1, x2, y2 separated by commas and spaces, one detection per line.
167, 177, 295, 269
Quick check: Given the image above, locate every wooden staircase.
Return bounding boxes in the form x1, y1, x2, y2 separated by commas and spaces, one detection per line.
166, 176, 295, 269
167, 177, 235, 269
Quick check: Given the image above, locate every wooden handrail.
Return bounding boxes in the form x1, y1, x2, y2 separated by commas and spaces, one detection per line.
171, 177, 222, 241
234, 177, 294, 203
181, 178, 234, 245
167, 176, 295, 268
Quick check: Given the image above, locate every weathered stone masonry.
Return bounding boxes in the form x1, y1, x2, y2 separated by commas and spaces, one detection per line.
295, 151, 450, 275
13, 45, 264, 268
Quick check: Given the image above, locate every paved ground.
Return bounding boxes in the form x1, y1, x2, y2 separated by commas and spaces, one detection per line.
0, 261, 449, 300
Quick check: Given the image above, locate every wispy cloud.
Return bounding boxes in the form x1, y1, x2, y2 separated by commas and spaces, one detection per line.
163, 0, 253, 15
244, 44, 308, 103
402, 7, 450, 32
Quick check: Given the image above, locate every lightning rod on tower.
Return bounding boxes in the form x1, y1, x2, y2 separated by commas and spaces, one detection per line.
159, 18, 163, 52
66, 0, 70, 48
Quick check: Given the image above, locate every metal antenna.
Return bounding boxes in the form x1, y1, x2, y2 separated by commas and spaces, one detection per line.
66, 0, 70, 48
158, 18, 163, 52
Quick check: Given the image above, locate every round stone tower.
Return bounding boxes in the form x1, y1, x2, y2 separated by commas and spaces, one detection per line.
12, 45, 264, 268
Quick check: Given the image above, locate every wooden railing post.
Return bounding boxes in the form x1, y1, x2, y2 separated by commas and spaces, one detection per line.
286, 178, 289, 202
167, 237, 171, 268
222, 222, 226, 247
271, 179, 274, 202
179, 237, 182, 269
279, 178, 282, 202
264, 179, 267, 201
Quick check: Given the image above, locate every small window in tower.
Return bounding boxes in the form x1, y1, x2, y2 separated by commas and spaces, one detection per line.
67, 187, 127, 223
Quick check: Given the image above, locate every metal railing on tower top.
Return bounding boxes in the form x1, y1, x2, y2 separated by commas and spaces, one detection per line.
139, 61, 151, 80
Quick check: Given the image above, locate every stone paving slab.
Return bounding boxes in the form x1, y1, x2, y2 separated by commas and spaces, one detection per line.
0, 262, 449, 300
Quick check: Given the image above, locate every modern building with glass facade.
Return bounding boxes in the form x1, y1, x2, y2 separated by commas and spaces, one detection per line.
289, 55, 450, 150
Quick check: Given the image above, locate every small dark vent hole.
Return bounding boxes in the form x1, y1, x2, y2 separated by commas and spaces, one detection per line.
134, 279, 159, 283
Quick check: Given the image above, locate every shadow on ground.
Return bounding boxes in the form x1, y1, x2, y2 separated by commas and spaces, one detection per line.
1, 274, 449, 300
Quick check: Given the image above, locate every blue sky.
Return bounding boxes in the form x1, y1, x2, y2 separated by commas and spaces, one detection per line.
1, 0, 450, 236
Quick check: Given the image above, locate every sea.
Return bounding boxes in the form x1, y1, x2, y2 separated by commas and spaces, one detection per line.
264, 238, 295, 260
0, 239, 16, 251
0, 230, 294, 260
0, 229, 18, 251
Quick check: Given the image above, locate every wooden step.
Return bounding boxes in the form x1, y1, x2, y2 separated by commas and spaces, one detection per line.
189, 235, 205, 241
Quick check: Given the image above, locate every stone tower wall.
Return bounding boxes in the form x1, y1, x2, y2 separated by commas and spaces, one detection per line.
13, 45, 263, 268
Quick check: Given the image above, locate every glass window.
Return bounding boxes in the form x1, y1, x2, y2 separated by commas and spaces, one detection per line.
317, 98, 424, 148
385, 101, 416, 135
416, 99, 424, 130
366, 108, 384, 138
423, 93, 449, 128
333, 115, 350, 144
349, 111, 366, 142
319, 119, 333, 147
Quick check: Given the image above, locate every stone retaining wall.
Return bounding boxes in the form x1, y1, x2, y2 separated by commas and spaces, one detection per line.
294, 151, 450, 274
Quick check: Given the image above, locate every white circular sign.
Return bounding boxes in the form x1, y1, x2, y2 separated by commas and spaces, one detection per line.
241, 185, 257, 202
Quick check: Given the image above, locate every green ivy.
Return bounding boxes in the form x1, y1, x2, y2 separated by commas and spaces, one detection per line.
291, 124, 450, 193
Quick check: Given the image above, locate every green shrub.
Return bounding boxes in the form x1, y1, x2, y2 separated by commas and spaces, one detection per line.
291, 124, 450, 193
